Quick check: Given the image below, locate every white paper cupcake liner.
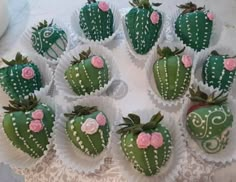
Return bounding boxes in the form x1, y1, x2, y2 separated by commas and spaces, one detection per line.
180, 82, 236, 164
21, 18, 73, 67
122, 10, 166, 64
71, 0, 121, 46
145, 41, 195, 116
194, 46, 236, 98
54, 43, 119, 100
0, 88, 55, 168
170, 7, 223, 54
112, 109, 187, 182
53, 96, 119, 173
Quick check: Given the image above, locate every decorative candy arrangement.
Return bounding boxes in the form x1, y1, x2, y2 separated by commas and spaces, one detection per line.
0, 0, 236, 181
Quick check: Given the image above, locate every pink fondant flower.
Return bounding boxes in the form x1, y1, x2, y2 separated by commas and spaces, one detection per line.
224, 58, 236, 71
98, 1, 109, 12
81, 118, 99, 135
96, 113, 106, 126
136, 132, 151, 149
182, 55, 192, 68
29, 120, 44, 133
150, 11, 160, 24
91, 56, 104, 68
22, 67, 35, 80
207, 12, 214, 21
150, 132, 164, 149
32, 109, 44, 120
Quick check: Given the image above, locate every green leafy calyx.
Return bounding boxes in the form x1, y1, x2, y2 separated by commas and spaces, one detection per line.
189, 86, 228, 105
1, 52, 30, 66
117, 112, 164, 135
87, 0, 96, 3
64, 105, 97, 120
129, 0, 161, 9
32, 20, 53, 31
177, 2, 205, 14
3, 95, 39, 113
157, 46, 185, 59
71, 48, 91, 65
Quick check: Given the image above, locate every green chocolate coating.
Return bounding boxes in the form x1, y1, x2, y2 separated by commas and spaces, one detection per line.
202, 54, 236, 92
125, 8, 162, 55
187, 105, 233, 154
3, 103, 55, 158
121, 124, 172, 176
79, 2, 114, 41
0, 63, 42, 101
153, 55, 191, 100
64, 57, 109, 96
66, 111, 110, 157
175, 11, 213, 52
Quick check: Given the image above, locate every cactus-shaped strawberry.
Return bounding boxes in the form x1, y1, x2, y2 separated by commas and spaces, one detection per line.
2, 95, 55, 158
65, 105, 110, 157
79, 0, 114, 41
31, 20, 68, 60
64, 48, 109, 96
202, 51, 236, 92
187, 87, 233, 154
0, 53, 42, 101
175, 2, 214, 52
125, 0, 162, 55
117, 112, 172, 176
153, 46, 192, 100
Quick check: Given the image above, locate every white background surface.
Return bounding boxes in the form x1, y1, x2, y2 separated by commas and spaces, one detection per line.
0, 0, 236, 181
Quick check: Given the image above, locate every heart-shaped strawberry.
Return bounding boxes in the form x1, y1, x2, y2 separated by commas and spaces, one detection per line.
117, 112, 172, 176
186, 87, 233, 154
175, 2, 213, 52
125, 0, 162, 55
2, 95, 55, 158
64, 48, 109, 96
202, 51, 236, 92
65, 105, 110, 157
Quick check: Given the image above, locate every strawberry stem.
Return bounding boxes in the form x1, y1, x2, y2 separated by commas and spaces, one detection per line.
157, 46, 185, 59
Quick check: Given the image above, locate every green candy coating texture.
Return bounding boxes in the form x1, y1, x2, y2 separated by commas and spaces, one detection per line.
3, 104, 55, 158
187, 105, 233, 154
0, 63, 42, 100
175, 11, 213, 51
31, 25, 68, 60
121, 125, 172, 176
202, 55, 236, 92
153, 55, 191, 100
125, 8, 162, 55
64, 57, 109, 96
66, 111, 110, 157
79, 2, 114, 41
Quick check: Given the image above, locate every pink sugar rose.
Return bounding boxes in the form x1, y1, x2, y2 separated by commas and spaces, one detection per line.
91, 56, 104, 69
98, 1, 109, 12
207, 12, 214, 21
224, 58, 236, 71
32, 109, 44, 120
150, 132, 164, 149
29, 120, 44, 133
136, 132, 151, 149
96, 112, 106, 126
150, 11, 160, 24
81, 118, 99, 135
182, 55, 192, 68
22, 67, 35, 80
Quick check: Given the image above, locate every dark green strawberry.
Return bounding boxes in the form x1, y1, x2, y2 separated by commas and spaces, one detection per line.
202, 51, 236, 92
79, 0, 114, 41
153, 46, 192, 100
65, 105, 110, 157
2, 95, 55, 158
117, 112, 172, 176
0, 53, 42, 101
125, 0, 162, 54
31, 20, 68, 60
64, 48, 109, 96
187, 87, 233, 154
175, 2, 213, 52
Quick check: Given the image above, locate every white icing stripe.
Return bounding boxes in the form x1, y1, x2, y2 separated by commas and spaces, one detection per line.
164, 58, 169, 99
82, 60, 95, 91
86, 135, 98, 154
172, 56, 180, 99
143, 150, 153, 174
155, 62, 164, 96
